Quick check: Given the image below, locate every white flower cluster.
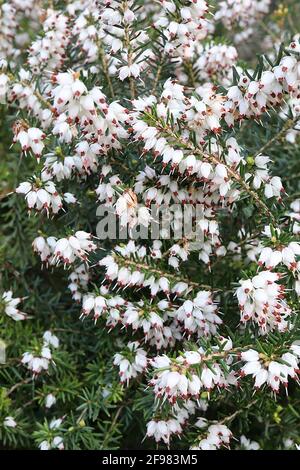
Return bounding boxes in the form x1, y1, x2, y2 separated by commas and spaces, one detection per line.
32, 231, 96, 267
6, 69, 51, 123
146, 401, 197, 444
21, 331, 59, 376
240, 435, 260, 450
258, 241, 300, 271
148, 340, 300, 404
0, 1, 42, 63
191, 421, 232, 450
240, 345, 300, 392
39, 418, 64, 451
98, 0, 153, 81
68, 264, 90, 303
154, 0, 211, 59
289, 199, 300, 235
16, 180, 63, 215
150, 338, 236, 404
236, 271, 291, 334
13, 125, 46, 160
115, 189, 151, 229
215, 0, 271, 43
99, 240, 187, 296
51, 71, 129, 152
176, 291, 222, 337
2, 290, 27, 321
79, 237, 222, 346
113, 341, 147, 384
3, 416, 17, 428
195, 43, 238, 85
227, 52, 300, 120
28, 9, 70, 73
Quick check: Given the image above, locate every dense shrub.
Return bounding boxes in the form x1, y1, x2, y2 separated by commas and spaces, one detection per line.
0, 0, 300, 450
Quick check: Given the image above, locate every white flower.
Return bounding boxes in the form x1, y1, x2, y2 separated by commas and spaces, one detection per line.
63, 192, 77, 204
114, 342, 147, 384
119, 64, 140, 81
192, 423, 232, 450
45, 393, 56, 409
52, 436, 64, 450
39, 441, 50, 451
2, 291, 27, 321
53, 232, 96, 266
50, 418, 63, 429
0, 73, 9, 99
43, 331, 59, 348
32, 236, 54, 264
16, 180, 63, 215
4, 416, 17, 428
115, 189, 150, 229
21, 331, 59, 376
13, 126, 46, 159
39, 418, 64, 450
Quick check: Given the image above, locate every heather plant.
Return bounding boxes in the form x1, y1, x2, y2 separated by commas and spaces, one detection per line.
1, 0, 300, 451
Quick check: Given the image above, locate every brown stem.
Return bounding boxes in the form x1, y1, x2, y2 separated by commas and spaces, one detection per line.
7, 377, 32, 396
151, 63, 163, 96
183, 60, 197, 89
220, 399, 259, 425
98, 41, 115, 99
100, 406, 123, 450
122, 1, 136, 100
254, 116, 299, 157
115, 254, 213, 291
